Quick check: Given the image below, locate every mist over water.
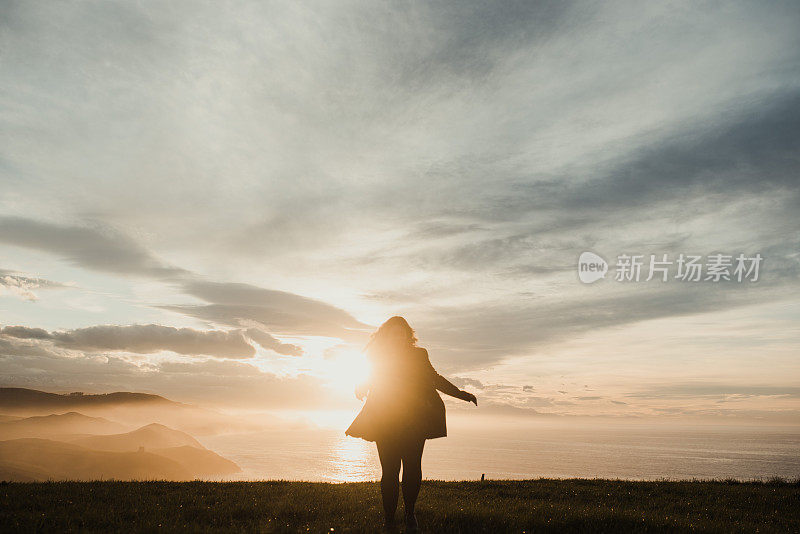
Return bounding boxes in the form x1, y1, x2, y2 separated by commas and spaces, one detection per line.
201, 415, 800, 482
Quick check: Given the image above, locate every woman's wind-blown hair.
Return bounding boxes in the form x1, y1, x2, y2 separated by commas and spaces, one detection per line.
365, 316, 417, 362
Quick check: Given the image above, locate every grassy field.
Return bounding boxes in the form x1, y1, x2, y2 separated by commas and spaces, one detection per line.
1, 479, 798, 533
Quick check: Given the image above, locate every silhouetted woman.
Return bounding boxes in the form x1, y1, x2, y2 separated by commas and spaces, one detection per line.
346, 316, 477, 532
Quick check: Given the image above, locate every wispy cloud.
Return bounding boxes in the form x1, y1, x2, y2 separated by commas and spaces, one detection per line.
172, 280, 370, 339
1, 324, 256, 359
0, 217, 187, 279
0, 269, 67, 301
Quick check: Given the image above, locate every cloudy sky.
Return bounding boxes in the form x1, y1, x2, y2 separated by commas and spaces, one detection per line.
1, 0, 799, 421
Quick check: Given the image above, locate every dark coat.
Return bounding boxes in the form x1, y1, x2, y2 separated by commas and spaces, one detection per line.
345, 346, 446, 442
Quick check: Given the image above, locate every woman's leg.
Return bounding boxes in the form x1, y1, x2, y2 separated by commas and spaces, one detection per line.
400, 438, 425, 519
376, 440, 401, 525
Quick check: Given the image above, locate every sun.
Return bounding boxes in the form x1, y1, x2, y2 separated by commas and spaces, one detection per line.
324, 348, 370, 395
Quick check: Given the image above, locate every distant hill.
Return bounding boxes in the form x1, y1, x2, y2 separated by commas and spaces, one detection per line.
0, 432, 241, 481
70, 423, 203, 452
0, 438, 192, 481
0, 388, 255, 436
151, 446, 240, 477
0, 397, 242, 480
0, 415, 22, 423
0, 388, 179, 411
0, 412, 127, 440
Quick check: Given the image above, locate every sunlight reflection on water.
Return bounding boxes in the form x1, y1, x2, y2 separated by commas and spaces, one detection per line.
327, 434, 378, 482
201, 427, 382, 482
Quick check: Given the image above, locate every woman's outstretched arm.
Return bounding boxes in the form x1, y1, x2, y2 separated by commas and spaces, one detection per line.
433, 373, 477, 405
421, 348, 478, 405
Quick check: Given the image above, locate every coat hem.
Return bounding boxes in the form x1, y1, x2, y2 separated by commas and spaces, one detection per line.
344, 430, 447, 442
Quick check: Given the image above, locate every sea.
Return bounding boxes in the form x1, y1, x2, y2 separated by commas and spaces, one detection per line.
200, 414, 800, 482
